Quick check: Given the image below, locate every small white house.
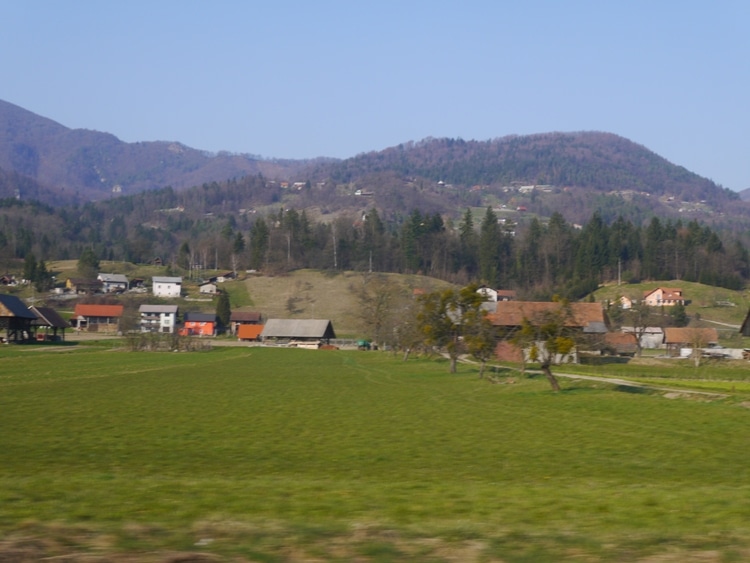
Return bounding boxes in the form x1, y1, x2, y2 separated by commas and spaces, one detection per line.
152, 276, 182, 298
477, 286, 498, 302
620, 326, 665, 349
139, 304, 179, 334
199, 282, 217, 295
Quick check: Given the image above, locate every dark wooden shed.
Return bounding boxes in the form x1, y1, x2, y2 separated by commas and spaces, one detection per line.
0, 294, 36, 342
30, 305, 71, 341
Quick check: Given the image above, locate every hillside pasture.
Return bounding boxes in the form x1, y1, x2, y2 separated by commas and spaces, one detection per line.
593, 280, 750, 330
1, 345, 750, 561
241, 269, 453, 337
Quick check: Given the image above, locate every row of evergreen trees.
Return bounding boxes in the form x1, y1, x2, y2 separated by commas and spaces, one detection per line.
1, 192, 747, 297
233, 208, 747, 298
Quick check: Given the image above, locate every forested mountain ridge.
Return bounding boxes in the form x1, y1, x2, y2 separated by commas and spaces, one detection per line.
0, 99, 739, 217
313, 133, 735, 205
0, 99, 313, 203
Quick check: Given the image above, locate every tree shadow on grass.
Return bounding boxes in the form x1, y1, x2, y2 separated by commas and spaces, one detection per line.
558, 380, 655, 395
613, 384, 652, 394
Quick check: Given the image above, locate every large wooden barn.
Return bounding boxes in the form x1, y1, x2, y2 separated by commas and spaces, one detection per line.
261, 319, 336, 347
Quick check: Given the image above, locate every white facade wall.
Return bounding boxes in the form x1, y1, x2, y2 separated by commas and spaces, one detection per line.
152, 277, 182, 298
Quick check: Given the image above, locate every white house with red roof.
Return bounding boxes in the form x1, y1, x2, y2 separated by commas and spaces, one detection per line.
642, 287, 685, 307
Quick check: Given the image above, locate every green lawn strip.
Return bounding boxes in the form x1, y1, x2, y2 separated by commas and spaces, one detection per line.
621, 377, 750, 394
2, 347, 750, 560
551, 359, 750, 381
221, 280, 253, 308
528, 359, 750, 396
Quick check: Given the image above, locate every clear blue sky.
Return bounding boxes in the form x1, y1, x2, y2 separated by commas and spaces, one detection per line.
2, 1, 748, 190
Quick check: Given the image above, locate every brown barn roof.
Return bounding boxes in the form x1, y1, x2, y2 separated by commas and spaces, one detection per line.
73, 304, 124, 318
68, 278, 103, 288
604, 332, 638, 354
489, 301, 606, 332
230, 311, 262, 323
663, 327, 718, 345
30, 306, 70, 328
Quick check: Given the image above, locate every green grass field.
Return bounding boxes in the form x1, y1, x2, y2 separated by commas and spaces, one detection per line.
1, 345, 750, 561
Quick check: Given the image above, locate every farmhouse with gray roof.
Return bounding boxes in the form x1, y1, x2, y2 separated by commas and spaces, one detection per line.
261, 319, 336, 346
139, 304, 179, 334
97, 273, 129, 293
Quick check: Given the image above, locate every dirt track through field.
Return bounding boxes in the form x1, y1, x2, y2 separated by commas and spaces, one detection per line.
550, 370, 729, 398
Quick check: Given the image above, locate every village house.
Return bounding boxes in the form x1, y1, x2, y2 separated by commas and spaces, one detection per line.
642, 287, 685, 307
261, 319, 336, 348
603, 332, 638, 356
237, 324, 264, 341
663, 327, 719, 358
616, 295, 635, 310
97, 273, 129, 293
230, 311, 263, 335
199, 282, 217, 295
477, 286, 498, 302
152, 276, 182, 298
72, 303, 124, 333
66, 278, 103, 295
620, 326, 665, 349
496, 290, 517, 302
488, 301, 608, 362
139, 304, 179, 334
179, 312, 217, 337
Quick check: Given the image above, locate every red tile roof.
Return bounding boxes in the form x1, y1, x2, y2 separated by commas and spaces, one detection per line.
489, 301, 605, 328
238, 324, 264, 340
73, 304, 124, 318
663, 327, 718, 344
643, 287, 683, 299
604, 332, 638, 354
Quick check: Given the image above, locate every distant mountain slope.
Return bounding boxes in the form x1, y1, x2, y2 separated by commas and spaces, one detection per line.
315, 133, 734, 205
0, 99, 740, 220
0, 99, 311, 200
0, 165, 81, 206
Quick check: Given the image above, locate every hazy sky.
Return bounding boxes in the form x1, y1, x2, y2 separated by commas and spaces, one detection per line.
2, 1, 748, 190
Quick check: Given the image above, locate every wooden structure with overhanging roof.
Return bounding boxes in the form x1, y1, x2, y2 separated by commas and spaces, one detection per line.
0, 294, 37, 342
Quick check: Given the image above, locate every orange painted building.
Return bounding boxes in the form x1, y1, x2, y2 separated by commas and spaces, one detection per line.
179, 312, 216, 336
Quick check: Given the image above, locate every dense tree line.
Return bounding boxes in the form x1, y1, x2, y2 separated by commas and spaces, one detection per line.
1, 180, 747, 297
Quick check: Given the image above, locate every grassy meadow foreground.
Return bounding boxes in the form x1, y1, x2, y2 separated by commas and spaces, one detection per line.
1, 344, 750, 561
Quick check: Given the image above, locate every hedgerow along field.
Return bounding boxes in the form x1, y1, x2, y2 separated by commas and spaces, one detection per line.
2, 344, 750, 562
